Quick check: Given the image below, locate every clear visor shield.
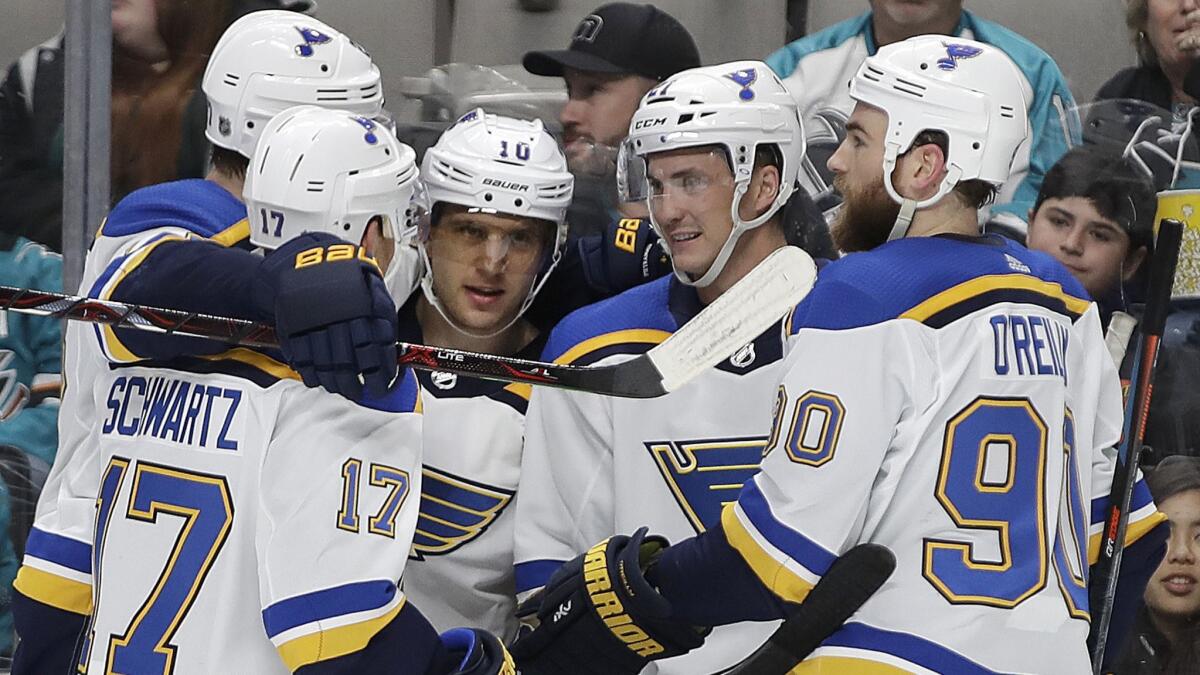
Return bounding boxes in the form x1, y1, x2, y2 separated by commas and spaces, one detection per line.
617, 138, 648, 203
643, 151, 737, 231
424, 209, 554, 276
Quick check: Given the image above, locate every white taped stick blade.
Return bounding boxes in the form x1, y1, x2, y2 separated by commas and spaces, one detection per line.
648, 246, 817, 392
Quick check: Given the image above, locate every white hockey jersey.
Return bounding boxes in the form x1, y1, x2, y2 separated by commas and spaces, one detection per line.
721, 235, 1163, 674
514, 275, 785, 674
397, 297, 534, 642
16, 180, 426, 674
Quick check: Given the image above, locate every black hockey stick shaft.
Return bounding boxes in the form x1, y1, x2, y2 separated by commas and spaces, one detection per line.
1089, 218, 1184, 672
714, 544, 897, 675
0, 284, 661, 397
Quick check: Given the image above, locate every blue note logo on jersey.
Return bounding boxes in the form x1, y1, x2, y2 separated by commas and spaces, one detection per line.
353, 116, 379, 145
410, 466, 514, 560
726, 68, 758, 101
646, 437, 767, 534
937, 43, 984, 71
294, 26, 332, 57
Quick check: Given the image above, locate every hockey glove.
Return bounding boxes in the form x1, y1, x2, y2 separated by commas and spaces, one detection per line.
509, 527, 708, 675
578, 217, 671, 297
439, 628, 516, 675
253, 232, 398, 400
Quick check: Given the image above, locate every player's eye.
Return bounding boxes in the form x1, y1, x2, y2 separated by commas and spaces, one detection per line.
456, 223, 488, 241
648, 178, 665, 196
509, 229, 539, 249
681, 175, 709, 194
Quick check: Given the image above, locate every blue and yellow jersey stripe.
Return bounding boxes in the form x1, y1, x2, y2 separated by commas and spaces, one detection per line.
721, 479, 834, 605
15, 527, 95, 615
263, 578, 406, 671
796, 622, 999, 674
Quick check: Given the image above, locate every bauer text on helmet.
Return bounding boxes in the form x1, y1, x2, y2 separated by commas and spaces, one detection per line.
418, 109, 574, 337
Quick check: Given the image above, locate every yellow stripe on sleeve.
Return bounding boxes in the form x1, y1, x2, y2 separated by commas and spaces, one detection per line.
1089, 510, 1167, 566
209, 218, 250, 248
899, 274, 1091, 323
276, 598, 405, 670
553, 329, 671, 365
503, 382, 532, 402
789, 655, 913, 674
13, 565, 93, 615
720, 504, 815, 605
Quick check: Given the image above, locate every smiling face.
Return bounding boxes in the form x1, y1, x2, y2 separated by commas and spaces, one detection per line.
1027, 196, 1146, 299
1145, 489, 1200, 624
424, 205, 554, 334
645, 147, 739, 278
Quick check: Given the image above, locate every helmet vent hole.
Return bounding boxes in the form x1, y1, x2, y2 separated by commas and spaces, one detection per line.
343, 222, 351, 231
999, 106, 1016, 119
321, 65, 329, 73
385, 148, 391, 155
677, 113, 695, 124
972, 142, 981, 150
515, 198, 524, 207
247, 120, 255, 129
484, 193, 493, 202
920, 63, 929, 70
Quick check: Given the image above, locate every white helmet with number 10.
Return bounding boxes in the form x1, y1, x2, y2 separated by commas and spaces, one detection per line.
202, 10, 384, 159
418, 109, 574, 336
619, 60, 805, 288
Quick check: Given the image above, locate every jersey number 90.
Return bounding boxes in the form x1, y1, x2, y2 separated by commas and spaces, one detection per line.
923, 397, 1089, 617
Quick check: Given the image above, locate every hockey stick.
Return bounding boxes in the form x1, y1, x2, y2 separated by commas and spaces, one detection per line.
0, 246, 817, 399
1088, 217, 1184, 672
714, 544, 897, 675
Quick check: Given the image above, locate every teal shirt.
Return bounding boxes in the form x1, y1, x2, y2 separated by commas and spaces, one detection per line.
0, 236, 62, 466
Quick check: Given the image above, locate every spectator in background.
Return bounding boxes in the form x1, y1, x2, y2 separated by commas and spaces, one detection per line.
0, 233, 62, 654
0, 0, 311, 252
1026, 146, 1154, 318
1113, 455, 1200, 674
1098, 0, 1200, 115
521, 1, 700, 239
766, 0, 1075, 240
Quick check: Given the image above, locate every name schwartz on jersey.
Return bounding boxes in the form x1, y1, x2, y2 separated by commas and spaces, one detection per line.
101, 374, 244, 451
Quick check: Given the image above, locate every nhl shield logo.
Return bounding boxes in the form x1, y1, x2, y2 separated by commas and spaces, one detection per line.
730, 342, 756, 368
572, 14, 603, 43
218, 116, 232, 137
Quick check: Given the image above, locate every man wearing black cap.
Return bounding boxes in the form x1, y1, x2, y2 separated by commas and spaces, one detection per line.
524, 3, 699, 207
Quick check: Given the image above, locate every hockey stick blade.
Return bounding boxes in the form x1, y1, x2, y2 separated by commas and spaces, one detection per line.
1089, 217, 1184, 672
715, 544, 897, 675
0, 247, 816, 398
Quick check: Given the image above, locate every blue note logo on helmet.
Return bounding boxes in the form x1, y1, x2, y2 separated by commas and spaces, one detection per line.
936, 42, 984, 71
725, 68, 758, 101
295, 26, 332, 57
353, 116, 379, 145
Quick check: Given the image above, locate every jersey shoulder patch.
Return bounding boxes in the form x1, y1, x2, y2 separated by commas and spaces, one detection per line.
542, 276, 676, 365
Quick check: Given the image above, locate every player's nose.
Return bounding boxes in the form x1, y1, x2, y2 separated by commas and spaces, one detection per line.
827, 142, 849, 174
560, 99, 586, 129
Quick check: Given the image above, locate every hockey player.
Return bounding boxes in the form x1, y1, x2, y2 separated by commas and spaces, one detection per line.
513, 37, 1168, 674
511, 60, 805, 673
12, 14, 509, 675
390, 110, 572, 643
12, 104, 513, 674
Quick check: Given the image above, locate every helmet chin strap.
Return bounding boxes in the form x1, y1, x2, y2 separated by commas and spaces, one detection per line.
881, 143, 963, 242
664, 179, 777, 288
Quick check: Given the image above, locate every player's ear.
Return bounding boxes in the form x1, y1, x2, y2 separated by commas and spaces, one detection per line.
908, 141, 946, 198
741, 162, 781, 221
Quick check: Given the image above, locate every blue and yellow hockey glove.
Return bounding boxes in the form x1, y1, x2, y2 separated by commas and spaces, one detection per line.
510, 527, 708, 674
253, 232, 398, 400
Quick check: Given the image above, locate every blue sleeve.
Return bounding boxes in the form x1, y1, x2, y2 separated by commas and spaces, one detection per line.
649, 520, 794, 626
293, 600, 453, 675
104, 239, 269, 361
11, 587, 87, 674
1091, 519, 1168, 672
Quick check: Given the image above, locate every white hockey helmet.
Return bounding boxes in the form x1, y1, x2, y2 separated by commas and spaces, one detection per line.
618, 60, 805, 287
418, 108, 574, 336
202, 10, 384, 159
244, 105, 422, 283
847, 35, 1030, 240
